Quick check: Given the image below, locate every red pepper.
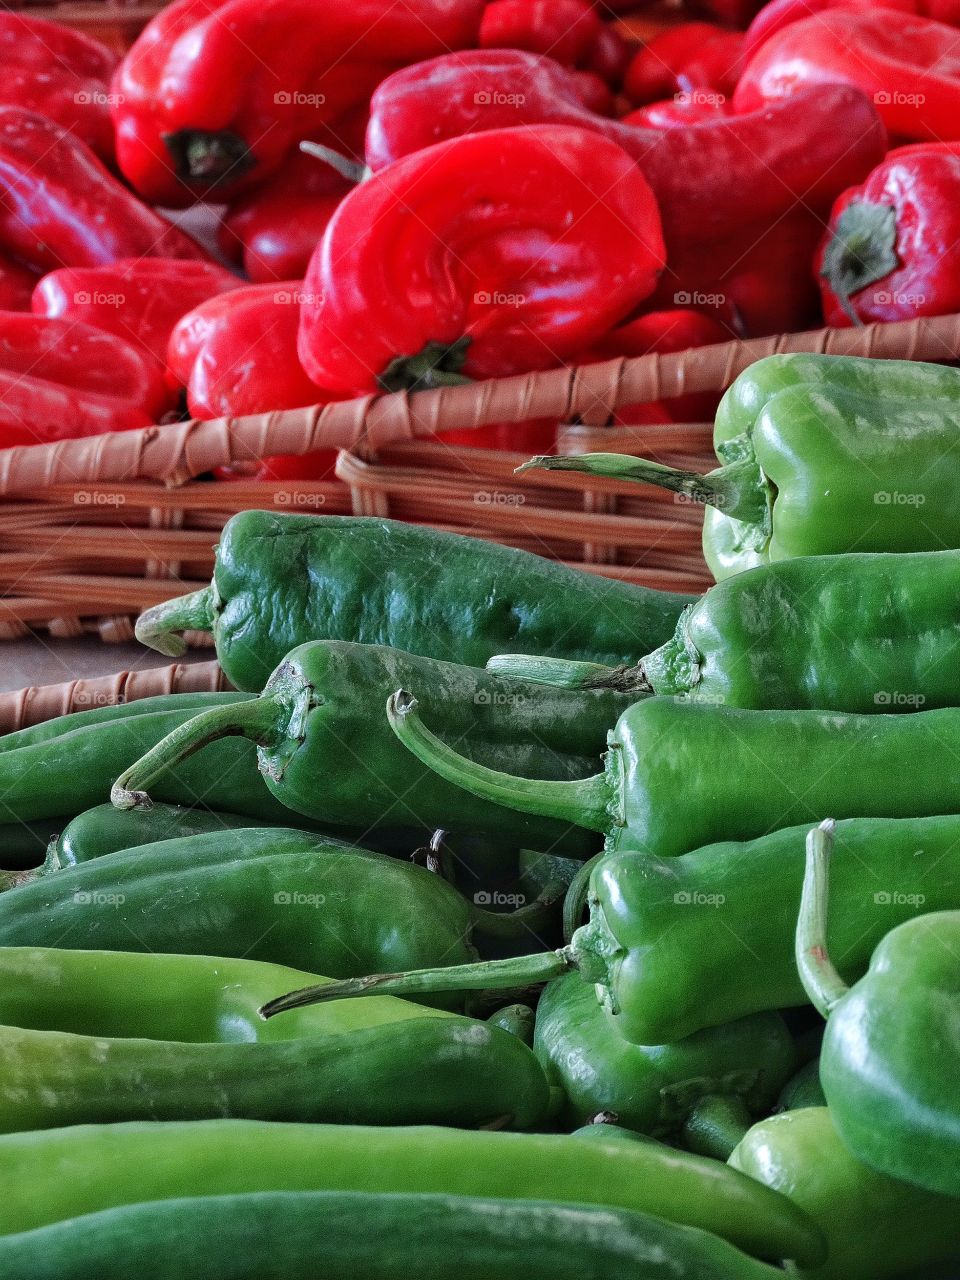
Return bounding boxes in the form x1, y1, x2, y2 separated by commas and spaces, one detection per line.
623, 23, 744, 105
817, 144, 960, 326
480, 0, 602, 67
570, 70, 615, 115
32, 259, 241, 372
0, 314, 172, 446
218, 152, 354, 283
0, 255, 39, 313
744, 0, 960, 59
298, 124, 665, 396
0, 107, 206, 273
735, 10, 960, 141
0, 14, 119, 163
623, 97, 732, 128
584, 24, 633, 87
112, 0, 485, 206
435, 418, 561, 452
366, 51, 886, 255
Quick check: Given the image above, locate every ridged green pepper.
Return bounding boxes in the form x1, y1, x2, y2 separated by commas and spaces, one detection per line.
0, 1119, 826, 1264
0, 1191, 788, 1280
796, 821, 960, 1197
0, 946, 548, 1132
730, 1108, 960, 1280
135, 511, 694, 690
112, 640, 636, 854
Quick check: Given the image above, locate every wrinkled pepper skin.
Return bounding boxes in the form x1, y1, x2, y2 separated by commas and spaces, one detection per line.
112, 0, 485, 205
0, 1121, 826, 1265
135, 511, 694, 688
730, 1108, 960, 1280
298, 125, 665, 394
0, 1191, 789, 1280
0, 947, 548, 1132
534, 972, 795, 1138
112, 640, 637, 854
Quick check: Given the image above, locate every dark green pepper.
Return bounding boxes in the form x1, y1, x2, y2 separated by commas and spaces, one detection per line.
519, 353, 960, 580
775, 1060, 826, 1112
112, 641, 636, 854
0, 1119, 826, 1265
0, 1191, 788, 1280
730, 1107, 960, 1280
796, 820, 960, 1197
0, 946, 548, 1132
135, 511, 694, 691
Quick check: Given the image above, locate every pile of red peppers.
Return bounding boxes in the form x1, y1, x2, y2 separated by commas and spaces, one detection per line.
1, 0, 958, 462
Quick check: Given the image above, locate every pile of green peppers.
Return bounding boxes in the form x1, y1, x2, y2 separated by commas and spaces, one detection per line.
5, 353, 960, 1279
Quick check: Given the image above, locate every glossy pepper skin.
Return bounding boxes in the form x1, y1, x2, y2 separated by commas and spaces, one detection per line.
731, 1108, 960, 1280
797, 823, 960, 1198
623, 23, 744, 104
0, 108, 206, 271
0, 1121, 826, 1265
0, 1192, 791, 1280
735, 9, 960, 141
817, 144, 960, 325
480, 0, 602, 66
0, 946, 548, 1132
298, 124, 665, 394
535, 972, 795, 1144
112, 640, 637, 855
134, 511, 694, 689
33, 259, 241, 372
0, 314, 173, 446
365, 52, 886, 256
743, 0, 960, 59
112, 0, 485, 206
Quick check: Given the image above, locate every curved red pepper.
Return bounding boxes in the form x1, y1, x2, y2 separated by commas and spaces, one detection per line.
480, 0, 602, 67
0, 314, 172, 446
112, 0, 485, 206
298, 124, 665, 396
744, 0, 960, 59
366, 51, 886, 254
736, 9, 960, 141
623, 23, 744, 105
817, 144, 960, 326
32, 259, 241, 371
0, 107, 206, 272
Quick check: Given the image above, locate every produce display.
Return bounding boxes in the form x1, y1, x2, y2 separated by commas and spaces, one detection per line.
1, 1, 960, 1276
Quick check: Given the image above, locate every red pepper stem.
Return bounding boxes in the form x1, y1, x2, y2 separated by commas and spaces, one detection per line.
298, 141, 367, 186
516, 453, 768, 525
387, 689, 610, 833
134, 587, 216, 658
795, 819, 849, 1019
486, 655, 649, 694
110, 693, 290, 812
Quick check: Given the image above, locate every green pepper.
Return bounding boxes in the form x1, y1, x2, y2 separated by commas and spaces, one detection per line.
492, 548, 960, 714
0, 1191, 788, 1280
0, 1119, 826, 1265
111, 641, 636, 854
269, 812, 960, 1046
796, 820, 960, 1197
730, 1107, 960, 1280
0, 946, 548, 1132
535, 972, 795, 1156
135, 511, 694, 691
775, 1060, 826, 1111
519, 353, 960, 580
488, 1003, 536, 1045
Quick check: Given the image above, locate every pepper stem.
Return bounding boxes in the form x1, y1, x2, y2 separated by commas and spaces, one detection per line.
162, 128, 255, 187
0, 867, 40, 893
110, 693, 286, 811
377, 338, 474, 393
681, 1095, 754, 1161
387, 690, 610, 833
486, 655, 649, 694
134, 587, 216, 658
516, 453, 769, 525
795, 819, 849, 1018
299, 140, 367, 185
562, 852, 603, 943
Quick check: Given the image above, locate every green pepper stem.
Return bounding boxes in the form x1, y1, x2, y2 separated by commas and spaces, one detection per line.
795, 819, 849, 1018
134, 587, 216, 658
471, 880, 568, 946
386, 690, 610, 833
681, 1095, 754, 1162
0, 867, 39, 893
486, 655, 649, 694
298, 140, 367, 185
110, 693, 285, 811
259, 948, 577, 1020
562, 852, 603, 944
516, 453, 768, 525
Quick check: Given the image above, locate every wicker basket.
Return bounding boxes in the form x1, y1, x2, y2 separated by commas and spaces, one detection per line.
0, 314, 959, 643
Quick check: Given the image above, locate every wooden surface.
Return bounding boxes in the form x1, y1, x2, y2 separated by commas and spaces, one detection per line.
0, 637, 210, 693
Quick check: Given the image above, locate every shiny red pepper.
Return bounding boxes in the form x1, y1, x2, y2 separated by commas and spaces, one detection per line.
480, 0, 602, 67
0, 14, 119, 163
0, 107, 206, 272
623, 98, 732, 128
365, 51, 886, 257
0, 314, 172, 446
817, 144, 960, 326
112, 0, 485, 206
736, 9, 960, 141
744, 0, 960, 59
623, 23, 744, 105
32, 259, 241, 371
584, 24, 633, 88
298, 124, 665, 396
